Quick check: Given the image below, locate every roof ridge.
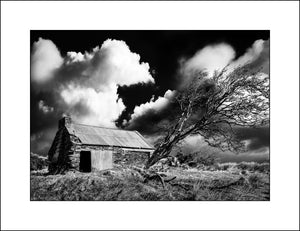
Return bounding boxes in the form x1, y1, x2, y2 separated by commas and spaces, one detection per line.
73, 122, 131, 132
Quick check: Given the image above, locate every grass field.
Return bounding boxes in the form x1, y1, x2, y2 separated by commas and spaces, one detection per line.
30, 162, 269, 201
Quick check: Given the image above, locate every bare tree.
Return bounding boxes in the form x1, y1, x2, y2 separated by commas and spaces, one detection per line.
145, 64, 269, 169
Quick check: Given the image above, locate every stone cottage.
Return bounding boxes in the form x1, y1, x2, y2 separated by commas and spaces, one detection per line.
48, 116, 155, 174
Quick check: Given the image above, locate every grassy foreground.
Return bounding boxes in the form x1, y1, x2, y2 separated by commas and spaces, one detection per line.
30, 162, 269, 201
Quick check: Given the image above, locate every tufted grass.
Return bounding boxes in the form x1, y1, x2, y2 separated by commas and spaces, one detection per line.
30, 162, 269, 201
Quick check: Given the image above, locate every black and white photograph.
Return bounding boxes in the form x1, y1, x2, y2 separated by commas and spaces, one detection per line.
30, 30, 270, 201
1, 1, 299, 230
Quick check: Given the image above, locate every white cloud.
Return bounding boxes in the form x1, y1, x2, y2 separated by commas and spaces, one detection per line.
180, 39, 267, 80
85, 39, 154, 92
227, 39, 265, 72
128, 89, 175, 123
59, 39, 155, 127
66, 51, 85, 63
60, 39, 155, 127
31, 38, 63, 83
180, 43, 236, 76
31, 38, 155, 128
60, 84, 125, 127
38, 100, 54, 113
177, 39, 269, 91
65, 47, 97, 64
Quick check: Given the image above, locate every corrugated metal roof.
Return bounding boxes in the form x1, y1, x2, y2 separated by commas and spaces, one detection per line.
66, 123, 154, 150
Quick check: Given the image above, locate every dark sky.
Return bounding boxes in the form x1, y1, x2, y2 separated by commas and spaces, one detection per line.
30, 30, 270, 157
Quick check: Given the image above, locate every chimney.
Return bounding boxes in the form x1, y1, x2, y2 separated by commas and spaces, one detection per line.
59, 115, 72, 129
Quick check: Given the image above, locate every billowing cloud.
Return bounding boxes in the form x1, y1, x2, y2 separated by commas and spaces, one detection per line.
31, 38, 154, 128
66, 51, 87, 63
226, 39, 269, 75
125, 89, 179, 134
129, 89, 175, 123
180, 43, 236, 77
87, 39, 154, 91
229, 39, 264, 69
248, 39, 270, 75
57, 39, 154, 127
60, 84, 125, 127
31, 38, 63, 83
60, 39, 154, 92
179, 39, 269, 84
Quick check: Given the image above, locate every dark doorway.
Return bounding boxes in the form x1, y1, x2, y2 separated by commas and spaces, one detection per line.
79, 151, 91, 172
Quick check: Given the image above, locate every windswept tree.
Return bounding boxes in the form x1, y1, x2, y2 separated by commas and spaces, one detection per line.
145, 64, 269, 169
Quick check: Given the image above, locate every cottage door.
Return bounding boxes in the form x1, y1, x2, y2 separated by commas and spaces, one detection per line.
91, 150, 113, 171
79, 151, 92, 172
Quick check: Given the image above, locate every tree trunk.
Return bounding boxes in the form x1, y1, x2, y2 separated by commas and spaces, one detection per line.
144, 127, 193, 169
145, 147, 172, 169
144, 118, 205, 169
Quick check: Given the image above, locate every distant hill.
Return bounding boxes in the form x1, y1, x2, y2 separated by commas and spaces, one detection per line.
30, 153, 48, 171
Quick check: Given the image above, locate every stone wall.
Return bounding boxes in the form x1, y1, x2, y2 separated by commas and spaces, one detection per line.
71, 145, 149, 169
68, 134, 82, 170
114, 150, 149, 166
48, 127, 73, 174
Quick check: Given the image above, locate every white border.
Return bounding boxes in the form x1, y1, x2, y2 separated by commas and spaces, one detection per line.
1, 1, 299, 230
